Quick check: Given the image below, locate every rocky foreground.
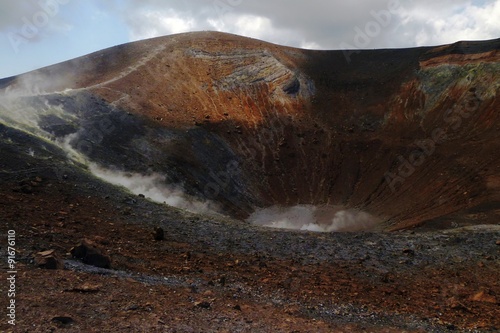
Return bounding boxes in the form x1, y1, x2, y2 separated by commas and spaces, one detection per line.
0, 140, 499, 332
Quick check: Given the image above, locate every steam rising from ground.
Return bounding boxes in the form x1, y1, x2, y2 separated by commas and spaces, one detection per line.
89, 164, 220, 215
247, 205, 380, 232
0, 78, 221, 217
0, 72, 76, 136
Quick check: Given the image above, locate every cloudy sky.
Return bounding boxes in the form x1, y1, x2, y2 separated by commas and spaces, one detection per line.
0, 0, 499, 78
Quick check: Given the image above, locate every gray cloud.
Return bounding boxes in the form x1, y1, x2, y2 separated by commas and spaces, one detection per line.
3, 0, 498, 51
118, 0, 500, 49
1, 0, 498, 78
0, 1, 40, 30
0, 0, 74, 45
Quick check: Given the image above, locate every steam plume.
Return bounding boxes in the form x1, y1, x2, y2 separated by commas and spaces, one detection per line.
89, 163, 220, 215
247, 205, 379, 232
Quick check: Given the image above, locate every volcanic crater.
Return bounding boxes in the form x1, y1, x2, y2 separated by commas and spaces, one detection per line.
1, 32, 500, 332
2, 31, 499, 230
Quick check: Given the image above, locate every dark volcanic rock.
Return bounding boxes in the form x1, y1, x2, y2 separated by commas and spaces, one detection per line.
51, 316, 74, 325
153, 227, 164, 241
70, 239, 111, 268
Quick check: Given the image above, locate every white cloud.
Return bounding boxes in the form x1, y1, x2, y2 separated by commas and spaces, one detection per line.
301, 40, 321, 50
126, 8, 196, 41
397, 0, 500, 46
118, 0, 500, 50
2, 0, 499, 79
234, 14, 270, 39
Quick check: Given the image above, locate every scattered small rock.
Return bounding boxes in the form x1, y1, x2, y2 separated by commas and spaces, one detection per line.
126, 304, 139, 311
381, 273, 392, 283
402, 248, 415, 256
153, 227, 164, 241
219, 275, 226, 286
469, 291, 498, 304
34, 250, 64, 269
496, 240, 500, 245
138, 193, 145, 198
51, 316, 74, 325
194, 301, 211, 309
233, 304, 241, 311
65, 283, 101, 293
202, 290, 214, 297
70, 239, 111, 268
92, 236, 110, 246
448, 297, 466, 310
14, 184, 33, 194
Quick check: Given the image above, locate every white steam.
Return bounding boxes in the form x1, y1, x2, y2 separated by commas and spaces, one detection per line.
0, 96, 40, 132
88, 164, 220, 215
57, 133, 222, 217
247, 205, 380, 232
0, 72, 76, 137
3, 72, 72, 97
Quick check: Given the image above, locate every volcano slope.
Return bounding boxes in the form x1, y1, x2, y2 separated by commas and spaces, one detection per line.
1, 32, 500, 229
0, 32, 499, 332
